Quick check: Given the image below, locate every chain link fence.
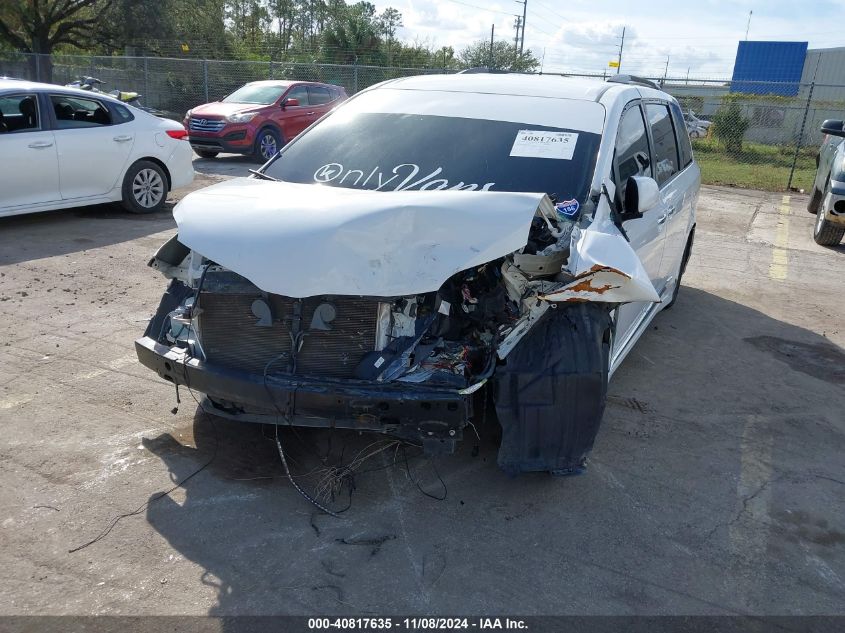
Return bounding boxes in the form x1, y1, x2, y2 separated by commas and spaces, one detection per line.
2, 52, 844, 192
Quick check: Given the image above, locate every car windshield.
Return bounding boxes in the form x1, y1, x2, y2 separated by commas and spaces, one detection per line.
222, 84, 287, 105
263, 100, 602, 202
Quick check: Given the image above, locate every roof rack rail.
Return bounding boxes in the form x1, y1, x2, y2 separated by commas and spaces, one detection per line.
458, 67, 512, 74
606, 75, 660, 90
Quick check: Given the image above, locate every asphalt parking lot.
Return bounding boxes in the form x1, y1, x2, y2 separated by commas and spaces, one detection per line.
1, 154, 843, 616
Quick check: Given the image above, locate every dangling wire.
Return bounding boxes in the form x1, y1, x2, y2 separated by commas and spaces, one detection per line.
275, 425, 342, 518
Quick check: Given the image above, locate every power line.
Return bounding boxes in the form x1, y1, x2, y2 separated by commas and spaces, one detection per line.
525, 22, 560, 39
530, 0, 568, 23
442, 0, 518, 17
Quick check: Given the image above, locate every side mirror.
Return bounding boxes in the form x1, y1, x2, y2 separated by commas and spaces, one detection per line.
623, 176, 660, 219
282, 98, 299, 109
820, 119, 845, 137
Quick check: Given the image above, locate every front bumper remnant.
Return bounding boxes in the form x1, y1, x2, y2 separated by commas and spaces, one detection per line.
135, 336, 471, 453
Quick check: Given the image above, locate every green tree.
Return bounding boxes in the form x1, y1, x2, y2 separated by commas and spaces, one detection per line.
377, 6, 401, 65
712, 101, 750, 154
0, 0, 113, 79
319, 1, 382, 64
457, 40, 538, 72
101, 0, 229, 57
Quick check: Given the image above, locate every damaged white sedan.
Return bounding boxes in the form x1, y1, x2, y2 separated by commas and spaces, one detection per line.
136, 73, 700, 476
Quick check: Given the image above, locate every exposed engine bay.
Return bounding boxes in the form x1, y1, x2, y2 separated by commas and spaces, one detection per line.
150, 194, 584, 394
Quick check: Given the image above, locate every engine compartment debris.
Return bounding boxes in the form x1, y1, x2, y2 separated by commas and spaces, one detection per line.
148, 179, 660, 393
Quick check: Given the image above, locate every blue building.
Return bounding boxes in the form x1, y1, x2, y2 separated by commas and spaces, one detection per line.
730, 41, 808, 96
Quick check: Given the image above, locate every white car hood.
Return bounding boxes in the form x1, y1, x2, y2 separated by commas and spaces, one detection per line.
173, 178, 548, 297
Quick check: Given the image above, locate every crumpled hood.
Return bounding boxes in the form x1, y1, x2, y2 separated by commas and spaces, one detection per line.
173, 178, 548, 297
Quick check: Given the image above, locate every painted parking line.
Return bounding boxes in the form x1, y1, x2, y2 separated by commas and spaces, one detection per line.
769, 195, 791, 281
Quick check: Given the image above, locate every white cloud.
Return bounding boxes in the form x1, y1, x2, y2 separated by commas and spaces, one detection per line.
368, 0, 843, 78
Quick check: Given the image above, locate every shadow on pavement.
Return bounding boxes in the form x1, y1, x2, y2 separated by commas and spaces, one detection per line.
0, 202, 176, 266
142, 287, 845, 616
192, 153, 258, 178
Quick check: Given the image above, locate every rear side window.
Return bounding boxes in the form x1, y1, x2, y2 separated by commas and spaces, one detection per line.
669, 102, 693, 168
308, 86, 332, 105
112, 103, 134, 123
51, 95, 112, 128
614, 103, 651, 208
0, 94, 40, 132
646, 103, 680, 186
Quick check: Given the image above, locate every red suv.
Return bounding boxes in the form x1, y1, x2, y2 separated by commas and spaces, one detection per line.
184, 80, 347, 161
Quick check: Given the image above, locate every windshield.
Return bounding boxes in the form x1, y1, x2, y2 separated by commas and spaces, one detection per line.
264, 104, 601, 203
222, 84, 287, 105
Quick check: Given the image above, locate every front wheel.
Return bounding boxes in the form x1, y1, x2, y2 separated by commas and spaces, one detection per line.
813, 183, 845, 246
195, 149, 219, 159
121, 160, 167, 214
254, 128, 282, 162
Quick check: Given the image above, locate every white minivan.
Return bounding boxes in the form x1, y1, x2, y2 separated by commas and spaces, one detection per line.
137, 72, 700, 478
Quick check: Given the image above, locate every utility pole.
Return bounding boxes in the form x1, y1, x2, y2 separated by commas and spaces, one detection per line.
662, 55, 670, 86
513, 16, 522, 50
514, 0, 527, 54
745, 10, 752, 40
490, 24, 495, 69
616, 26, 626, 75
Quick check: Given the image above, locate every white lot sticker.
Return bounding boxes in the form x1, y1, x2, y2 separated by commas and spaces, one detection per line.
510, 130, 578, 160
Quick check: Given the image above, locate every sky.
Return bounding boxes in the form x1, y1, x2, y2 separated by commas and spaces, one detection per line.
373, 0, 844, 78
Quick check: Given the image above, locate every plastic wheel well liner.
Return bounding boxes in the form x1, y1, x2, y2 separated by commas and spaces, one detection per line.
493, 302, 613, 476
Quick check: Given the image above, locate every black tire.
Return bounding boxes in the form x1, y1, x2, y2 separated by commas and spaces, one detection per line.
493, 303, 613, 476
663, 227, 695, 310
813, 181, 845, 246
253, 128, 282, 162
121, 160, 168, 214
807, 185, 822, 214
195, 149, 219, 159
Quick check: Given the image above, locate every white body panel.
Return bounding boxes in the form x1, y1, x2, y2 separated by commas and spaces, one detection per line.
54, 126, 135, 199
0, 130, 60, 210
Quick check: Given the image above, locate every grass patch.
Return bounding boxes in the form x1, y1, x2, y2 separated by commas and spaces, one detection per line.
691, 138, 817, 192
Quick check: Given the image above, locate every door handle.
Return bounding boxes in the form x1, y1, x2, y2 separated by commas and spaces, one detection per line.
667, 205, 677, 216
306, 111, 316, 116
28, 141, 53, 149
657, 213, 668, 225
113, 135, 132, 142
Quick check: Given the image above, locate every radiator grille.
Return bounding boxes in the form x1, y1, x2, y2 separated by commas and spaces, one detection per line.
198, 291, 378, 378
189, 117, 226, 132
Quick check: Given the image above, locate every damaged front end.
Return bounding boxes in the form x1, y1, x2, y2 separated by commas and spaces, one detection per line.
136, 179, 657, 473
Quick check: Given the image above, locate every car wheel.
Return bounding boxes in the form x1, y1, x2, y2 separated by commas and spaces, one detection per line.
121, 160, 167, 214
254, 128, 282, 162
663, 228, 694, 310
195, 150, 219, 159
813, 182, 845, 246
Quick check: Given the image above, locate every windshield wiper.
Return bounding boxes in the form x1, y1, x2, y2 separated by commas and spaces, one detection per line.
248, 169, 278, 181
